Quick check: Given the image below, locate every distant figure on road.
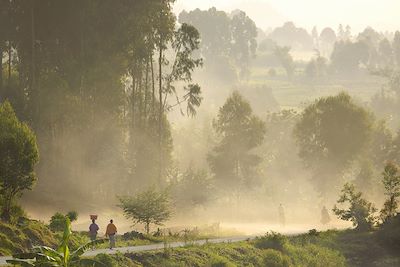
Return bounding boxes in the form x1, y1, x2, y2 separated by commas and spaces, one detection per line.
106, 219, 117, 249
89, 219, 99, 250
278, 204, 285, 227
321, 206, 331, 225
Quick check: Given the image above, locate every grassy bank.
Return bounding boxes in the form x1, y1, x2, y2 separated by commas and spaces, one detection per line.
93, 232, 346, 267
92, 227, 400, 267
0, 220, 57, 256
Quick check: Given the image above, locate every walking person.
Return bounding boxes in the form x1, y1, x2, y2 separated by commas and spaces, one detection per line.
105, 219, 117, 249
321, 206, 331, 225
89, 219, 99, 250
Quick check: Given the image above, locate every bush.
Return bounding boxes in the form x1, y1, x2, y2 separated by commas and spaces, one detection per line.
49, 212, 67, 232
207, 254, 235, 267
333, 183, 377, 231
122, 230, 146, 240
253, 232, 287, 251
49, 211, 78, 232
263, 249, 291, 267
377, 214, 400, 250
285, 243, 346, 267
94, 253, 136, 267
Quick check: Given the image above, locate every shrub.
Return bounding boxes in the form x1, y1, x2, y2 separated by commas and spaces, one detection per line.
263, 249, 291, 267
49, 211, 78, 232
377, 214, 400, 250
49, 212, 67, 232
333, 183, 377, 231
123, 230, 146, 240
253, 232, 287, 251
207, 254, 235, 267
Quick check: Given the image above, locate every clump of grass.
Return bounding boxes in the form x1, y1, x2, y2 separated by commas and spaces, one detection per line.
253, 231, 287, 251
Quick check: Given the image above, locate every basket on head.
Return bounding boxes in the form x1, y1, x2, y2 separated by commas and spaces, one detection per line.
90, 215, 98, 220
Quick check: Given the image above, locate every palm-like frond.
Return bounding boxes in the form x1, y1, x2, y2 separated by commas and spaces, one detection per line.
71, 239, 108, 259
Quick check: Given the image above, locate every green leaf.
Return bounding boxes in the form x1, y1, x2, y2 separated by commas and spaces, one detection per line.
71, 239, 108, 259
75, 258, 107, 267
6, 259, 35, 267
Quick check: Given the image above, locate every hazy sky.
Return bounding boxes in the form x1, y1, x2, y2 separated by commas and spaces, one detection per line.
174, 0, 400, 34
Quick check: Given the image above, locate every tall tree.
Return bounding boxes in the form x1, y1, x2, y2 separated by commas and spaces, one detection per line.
274, 46, 294, 79
393, 31, 400, 67
208, 91, 266, 191
380, 162, 400, 222
294, 92, 373, 197
0, 101, 39, 222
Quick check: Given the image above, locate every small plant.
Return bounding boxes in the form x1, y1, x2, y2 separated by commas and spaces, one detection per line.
253, 232, 287, 251
333, 183, 377, 231
7, 218, 107, 266
122, 230, 146, 240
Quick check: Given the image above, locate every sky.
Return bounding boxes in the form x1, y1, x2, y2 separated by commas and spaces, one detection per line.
173, 0, 400, 34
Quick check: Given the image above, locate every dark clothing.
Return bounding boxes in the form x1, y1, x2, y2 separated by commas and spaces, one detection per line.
89, 223, 99, 241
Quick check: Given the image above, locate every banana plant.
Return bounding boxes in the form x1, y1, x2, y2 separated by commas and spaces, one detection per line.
7, 218, 107, 267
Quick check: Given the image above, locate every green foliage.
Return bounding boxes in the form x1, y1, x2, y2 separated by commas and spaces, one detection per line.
274, 46, 294, 79
305, 55, 328, 81
171, 168, 214, 209
49, 213, 68, 232
208, 91, 266, 190
253, 232, 287, 251
262, 249, 291, 267
178, 8, 257, 81
7, 218, 107, 266
377, 214, 400, 250
294, 92, 373, 196
330, 41, 369, 75
394, 31, 400, 67
269, 22, 313, 51
94, 253, 137, 267
119, 187, 172, 234
113, 236, 346, 267
333, 183, 377, 231
0, 220, 56, 256
66, 211, 78, 222
380, 162, 400, 222
49, 211, 78, 232
0, 101, 39, 222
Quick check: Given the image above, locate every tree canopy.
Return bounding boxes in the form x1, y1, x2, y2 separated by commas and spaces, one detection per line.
0, 101, 39, 222
208, 91, 266, 191
294, 92, 373, 196
119, 187, 172, 234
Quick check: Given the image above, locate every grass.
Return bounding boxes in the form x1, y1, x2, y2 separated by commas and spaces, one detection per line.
96, 232, 347, 267
0, 220, 57, 256
94, 227, 400, 267
247, 67, 385, 110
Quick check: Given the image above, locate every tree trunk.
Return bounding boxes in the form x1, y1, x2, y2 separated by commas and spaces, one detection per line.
143, 57, 149, 126
150, 54, 155, 110
158, 41, 163, 185
145, 221, 150, 234
30, 0, 38, 122
1, 191, 13, 222
0, 43, 3, 99
131, 73, 136, 130
7, 41, 11, 85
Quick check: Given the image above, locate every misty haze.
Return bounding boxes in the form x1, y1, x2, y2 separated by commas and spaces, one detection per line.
0, 1, 400, 266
